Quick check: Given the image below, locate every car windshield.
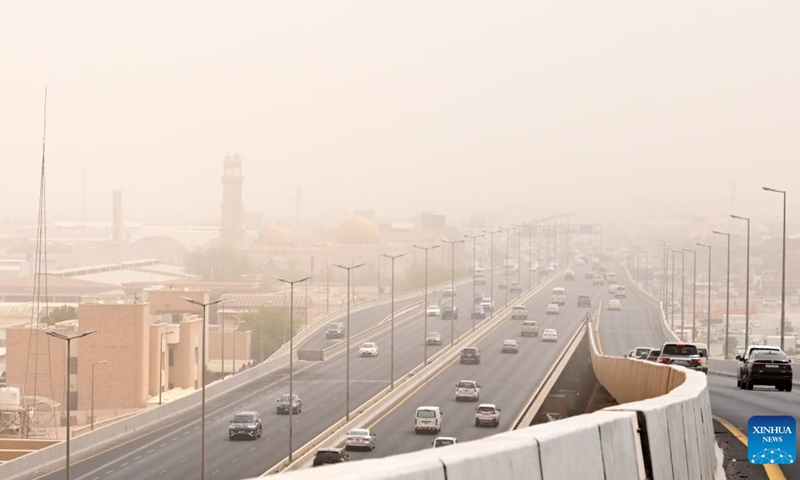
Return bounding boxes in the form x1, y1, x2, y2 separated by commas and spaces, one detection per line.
662, 345, 698, 356
417, 410, 437, 418
232, 415, 255, 423
752, 352, 788, 362
349, 429, 369, 436
457, 381, 475, 388
477, 406, 496, 413
328, 323, 342, 330
362, 343, 375, 348
503, 340, 517, 345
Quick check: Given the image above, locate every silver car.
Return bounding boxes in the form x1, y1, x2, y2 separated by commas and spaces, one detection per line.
345, 428, 376, 451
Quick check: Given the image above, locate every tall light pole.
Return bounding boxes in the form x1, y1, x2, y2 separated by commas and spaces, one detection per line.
91, 360, 107, 431
275, 275, 311, 462
524, 222, 533, 290
513, 223, 522, 297
464, 233, 485, 331
683, 248, 697, 342
536, 220, 543, 283
381, 253, 406, 390
332, 263, 363, 421
38, 328, 97, 480
500, 226, 512, 308
413, 245, 439, 364
697, 243, 712, 354
483, 229, 502, 317
675, 249, 685, 340
183, 297, 225, 480
712, 231, 731, 358
669, 248, 676, 330
656, 240, 667, 308
442, 238, 465, 346
731, 214, 751, 349
158, 331, 175, 405
763, 187, 787, 350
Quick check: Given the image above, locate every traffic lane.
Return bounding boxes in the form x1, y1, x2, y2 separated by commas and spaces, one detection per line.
347, 282, 602, 460
707, 374, 800, 479
302, 273, 506, 351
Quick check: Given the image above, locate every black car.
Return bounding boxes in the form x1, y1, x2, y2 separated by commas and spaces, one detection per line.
509, 281, 521, 293
228, 411, 262, 440
471, 306, 487, 320
473, 292, 485, 304
442, 304, 459, 320
564, 271, 575, 281
577, 295, 592, 307
740, 351, 793, 391
313, 447, 349, 466
326, 322, 345, 339
276, 393, 302, 414
646, 349, 661, 362
460, 347, 481, 364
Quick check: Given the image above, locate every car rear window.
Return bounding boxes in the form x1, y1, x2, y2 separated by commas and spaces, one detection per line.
458, 381, 475, 388
417, 409, 437, 418
513, 306, 525, 311
477, 406, 496, 413
523, 321, 536, 326
316, 450, 341, 459
752, 352, 788, 362
662, 345, 698, 356
463, 348, 478, 354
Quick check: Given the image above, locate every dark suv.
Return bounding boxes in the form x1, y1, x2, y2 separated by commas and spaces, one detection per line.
442, 304, 459, 320
276, 393, 302, 414
577, 295, 591, 307
657, 343, 702, 371
460, 347, 481, 364
313, 447, 349, 466
326, 322, 345, 339
509, 281, 521, 293
228, 411, 262, 440
740, 351, 793, 391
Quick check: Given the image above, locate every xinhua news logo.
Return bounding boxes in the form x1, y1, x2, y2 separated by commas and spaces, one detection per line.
748, 416, 796, 465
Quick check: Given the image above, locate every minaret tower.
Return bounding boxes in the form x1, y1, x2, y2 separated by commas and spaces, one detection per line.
220, 153, 244, 243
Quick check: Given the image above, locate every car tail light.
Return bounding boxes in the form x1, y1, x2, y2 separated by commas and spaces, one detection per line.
658, 357, 669, 364
691, 359, 701, 365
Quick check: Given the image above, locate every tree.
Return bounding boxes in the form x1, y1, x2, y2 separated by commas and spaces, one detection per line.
40, 305, 78, 325
238, 307, 301, 361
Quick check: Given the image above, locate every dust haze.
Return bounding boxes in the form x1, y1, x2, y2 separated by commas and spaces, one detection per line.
1, 1, 799, 228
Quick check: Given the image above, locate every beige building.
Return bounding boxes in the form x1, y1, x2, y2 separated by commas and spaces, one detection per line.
4, 287, 252, 430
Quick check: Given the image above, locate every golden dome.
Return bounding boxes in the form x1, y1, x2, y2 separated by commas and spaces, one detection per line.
337, 216, 379, 244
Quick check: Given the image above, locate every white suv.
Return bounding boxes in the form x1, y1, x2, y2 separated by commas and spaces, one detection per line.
455, 380, 480, 402
474, 404, 501, 427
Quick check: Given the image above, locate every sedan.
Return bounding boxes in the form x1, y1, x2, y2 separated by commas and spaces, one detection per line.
426, 305, 442, 317
545, 303, 560, 315
358, 342, 379, 357
608, 284, 618, 294
426, 332, 443, 345
501, 339, 519, 353
345, 428, 376, 450
542, 329, 558, 342
607, 299, 622, 311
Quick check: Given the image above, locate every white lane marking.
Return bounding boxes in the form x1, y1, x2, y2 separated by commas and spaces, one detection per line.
159, 470, 167, 475
120, 462, 129, 467
249, 447, 256, 452
134, 455, 142, 461
158, 443, 166, 448
213, 470, 220, 476
181, 457, 188, 463
232, 458, 238, 463
147, 449, 155, 454
183, 431, 190, 436
105, 470, 115, 475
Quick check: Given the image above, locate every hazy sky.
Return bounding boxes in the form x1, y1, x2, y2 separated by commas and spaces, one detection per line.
2, 1, 799, 226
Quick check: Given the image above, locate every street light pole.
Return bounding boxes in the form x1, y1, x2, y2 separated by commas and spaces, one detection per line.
712, 231, 731, 358
514, 224, 522, 297
731, 215, 751, 349
464, 233, 485, 332
656, 240, 667, 307
38, 328, 97, 480
332, 263, 363, 421
683, 248, 697, 342
442, 238, 465, 346
275, 275, 311, 462
91, 360, 107, 431
500, 226, 512, 308
158, 331, 175, 405
670, 248, 676, 330
675, 249, 685, 341
413, 245, 439, 364
182, 297, 224, 480
763, 187, 787, 350
483, 229, 501, 317
381, 253, 406, 390
697, 243, 712, 354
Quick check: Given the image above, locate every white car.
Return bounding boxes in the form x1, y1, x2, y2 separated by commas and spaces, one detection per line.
358, 342, 379, 357
545, 303, 560, 315
344, 428, 376, 450
432, 437, 457, 448
607, 299, 622, 310
426, 305, 442, 317
608, 284, 618, 294
542, 329, 558, 342
475, 404, 501, 427
455, 380, 480, 402
480, 298, 495, 312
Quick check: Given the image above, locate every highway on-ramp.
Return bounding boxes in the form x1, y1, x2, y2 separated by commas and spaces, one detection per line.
35, 270, 521, 480
596, 263, 800, 479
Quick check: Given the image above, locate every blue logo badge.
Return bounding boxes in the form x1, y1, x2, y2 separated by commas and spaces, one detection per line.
748, 415, 795, 465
